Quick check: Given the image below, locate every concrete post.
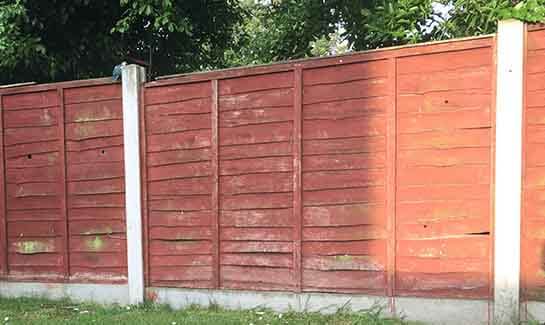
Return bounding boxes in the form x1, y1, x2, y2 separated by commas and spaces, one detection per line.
494, 20, 525, 325
121, 64, 146, 304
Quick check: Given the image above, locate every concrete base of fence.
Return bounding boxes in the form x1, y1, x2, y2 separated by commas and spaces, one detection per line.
525, 301, 545, 323
0, 282, 129, 305
146, 287, 489, 325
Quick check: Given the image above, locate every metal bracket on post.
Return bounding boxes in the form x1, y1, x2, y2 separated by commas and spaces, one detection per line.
121, 64, 146, 305
494, 19, 525, 325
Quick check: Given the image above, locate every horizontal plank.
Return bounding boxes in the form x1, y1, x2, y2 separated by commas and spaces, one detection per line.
221, 172, 292, 194
7, 182, 59, 198
303, 169, 385, 191
220, 227, 293, 241
150, 255, 212, 267
219, 71, 293, 95
221, 192, 292, 210
396, 199, 489, 223
526, 90, 545, 108
221, 253, 292, 268
67, 162, 124, 181
149, 195, 211, 212
150, 226, 212, 240
397, 256, 488, 273
66, 136, 124, 152
68, 194, 125, 208
147, 113, 211, 135
7, 166, 60, 184
9, 238, 61, 254
303, 204, 385, 226
145, 81, 210, 105
398, 66, 491, 94
303, 152, 385, 171
65, 99, 122, 123
147, 148, 211, 167
397, 128, 490, 150
396, 272, 488, 297
69, 252, 127, 267
220, 106, 293, 128
396, 237, 489, 259
67, 146, 123, 165
303, 60, 388, 86
219, 121, 292, 146
150, 240, 212, 255
68, 207, 125, 220
8, 253, 63, 266
146, 97, 211, 116
69, 220, 125, 235
397, 90, 490, 114
148, 178, 211, 196
397, 109, 490, 134
303, 78, 388, 105
5, 140, 59, 159
397, 184, 490, 202
303, 136, 385, 156
67, 178, 124, 195
7, 151, 59, 169
8, 196, 60, 210
220, 156, 292, 175
397, 216, 489, 240
219, 88, 293, 111
4, 107, 58, 128
528, 29, 545, 51
397, 165, 490, 186
148, 129, 211, 152
397, 47, 492, 74
303, 225, 386, 241
65, 120, 123, 141
64, 84, 121, 104
5, 126, 58, 146
303, 255, 385, 271
149, 210, 212, 227
3, 91, 58, 110
221, 266, 294, 285
302, 240, 385, 256
69, 236, 125, 253
148, 161, 211, 181
303, 115, 385, 139
221, 241, 293, 253
7, 209, 61, 221
220, 142, 292, 160
526, 49, 545, 74
221, 209, 293, 227
8, 221, 63, 238
303, 270, 385, 291
398, 147, 490, 167
303, 96, 388, 119
303, 186, 385, 206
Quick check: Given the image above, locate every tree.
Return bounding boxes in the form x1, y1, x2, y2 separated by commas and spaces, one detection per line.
0, 0, 244, 84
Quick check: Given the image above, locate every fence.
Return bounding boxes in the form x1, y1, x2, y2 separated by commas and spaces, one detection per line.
0, 20, 542, 324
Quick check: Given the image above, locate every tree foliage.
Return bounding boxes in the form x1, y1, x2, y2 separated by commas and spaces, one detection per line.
0, 0, 243, 83
1, 0, 544, 84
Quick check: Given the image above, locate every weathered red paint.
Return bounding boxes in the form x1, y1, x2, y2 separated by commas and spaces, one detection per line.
0, 81, 127, 283
522, 28, 545, 302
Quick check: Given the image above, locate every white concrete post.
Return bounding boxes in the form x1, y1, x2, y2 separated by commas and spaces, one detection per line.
121, 64, 146, 305
494, 19, 525, 325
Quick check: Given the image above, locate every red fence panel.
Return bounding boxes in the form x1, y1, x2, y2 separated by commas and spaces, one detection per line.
522, 26, 545, 302
395, 46, 494, 298
144, 81, 215, 289
0, 80, 126, 283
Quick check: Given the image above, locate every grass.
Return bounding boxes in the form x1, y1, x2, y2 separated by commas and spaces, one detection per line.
0, 297, 419, 325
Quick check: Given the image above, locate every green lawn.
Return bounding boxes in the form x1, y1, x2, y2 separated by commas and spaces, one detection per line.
0, 297, 416, 324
